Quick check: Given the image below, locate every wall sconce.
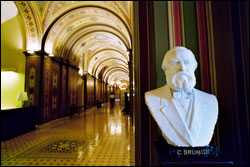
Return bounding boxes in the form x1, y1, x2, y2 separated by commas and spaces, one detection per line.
16, 91, 28, 107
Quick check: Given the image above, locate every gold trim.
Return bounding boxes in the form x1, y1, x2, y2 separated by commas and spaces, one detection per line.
15, 1, 39, 50
29, 1, 43, 41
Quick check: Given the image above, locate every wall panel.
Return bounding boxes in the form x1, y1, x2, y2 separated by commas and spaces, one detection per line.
60, 65, 68, 117
41, 58, 52, 124
85, 74, 95, 109
50, 61, 60, 120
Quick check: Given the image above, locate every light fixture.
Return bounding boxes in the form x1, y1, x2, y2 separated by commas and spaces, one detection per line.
27, 50, 35, 54
49, 53, 54, 57
16, 91, 28, 107
126, 50, 130, 56
79, 68, 83, 76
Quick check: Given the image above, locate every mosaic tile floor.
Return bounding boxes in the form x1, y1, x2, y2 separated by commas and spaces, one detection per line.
1, 102, 135, 166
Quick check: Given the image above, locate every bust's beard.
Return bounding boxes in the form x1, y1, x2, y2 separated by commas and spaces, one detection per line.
166, 71, 196, 91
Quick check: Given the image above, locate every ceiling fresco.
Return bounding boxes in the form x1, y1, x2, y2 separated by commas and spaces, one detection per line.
15, 1, 132, 89
31, 1, 132, 34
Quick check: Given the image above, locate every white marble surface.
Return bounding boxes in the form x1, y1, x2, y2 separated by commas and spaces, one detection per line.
145, 46, 218, 147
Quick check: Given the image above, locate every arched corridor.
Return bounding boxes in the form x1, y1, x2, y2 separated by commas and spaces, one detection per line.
2, 1, 249, 166
1, 102, 135, 166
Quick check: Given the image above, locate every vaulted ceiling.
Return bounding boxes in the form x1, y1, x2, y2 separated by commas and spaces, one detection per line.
14, 1, 132, 89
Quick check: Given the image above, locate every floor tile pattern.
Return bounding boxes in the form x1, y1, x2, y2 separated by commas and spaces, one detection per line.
1, 102, 135, 166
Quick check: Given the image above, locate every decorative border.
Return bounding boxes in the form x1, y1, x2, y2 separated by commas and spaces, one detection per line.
112, 1, 131, 29
15, 1, 39, 50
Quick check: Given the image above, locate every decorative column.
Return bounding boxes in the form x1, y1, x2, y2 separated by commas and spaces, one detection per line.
24, 50, 52, 125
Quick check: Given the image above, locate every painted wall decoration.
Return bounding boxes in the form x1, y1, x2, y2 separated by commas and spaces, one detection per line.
77, 78, 84, 108
15, 1, 40, 51
26, 59, 39, 107
96, 79, 102, 102
17, 1, 132, 53
85, 74, 95, 109
51, 62, 60, 119
61, 65, 68, 117
42, 59, 52, 123
68, 68, 79, 106
38, 1, 132, 32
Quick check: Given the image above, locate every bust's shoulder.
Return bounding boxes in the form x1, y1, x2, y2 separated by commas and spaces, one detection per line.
193, 88, 218, 102
145, 84, 170, 98
144, 85, 170, 108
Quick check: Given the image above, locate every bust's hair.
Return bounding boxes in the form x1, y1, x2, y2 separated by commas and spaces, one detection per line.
161, 46, 198, 71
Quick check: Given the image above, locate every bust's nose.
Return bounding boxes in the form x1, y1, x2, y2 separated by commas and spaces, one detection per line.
179, 62, 187, 71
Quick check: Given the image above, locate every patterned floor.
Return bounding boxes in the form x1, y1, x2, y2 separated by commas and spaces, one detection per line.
1, 102, 135, 166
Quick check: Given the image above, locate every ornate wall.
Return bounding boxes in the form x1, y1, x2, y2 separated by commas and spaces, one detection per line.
24, 52, 84, 124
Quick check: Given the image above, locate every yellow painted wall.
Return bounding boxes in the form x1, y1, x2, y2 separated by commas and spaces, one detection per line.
1, 13, 26, 108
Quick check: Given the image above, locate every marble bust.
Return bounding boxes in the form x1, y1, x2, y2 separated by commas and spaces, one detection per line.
145, 46, 218, 147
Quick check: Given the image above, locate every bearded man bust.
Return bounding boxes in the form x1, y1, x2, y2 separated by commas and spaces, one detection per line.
145, 46, 218, 147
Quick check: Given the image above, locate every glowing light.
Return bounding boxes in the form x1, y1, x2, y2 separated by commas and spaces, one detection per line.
27, 50, 35, 54
44, 41, 53, 54
110, 122, 122, 135
79, 68, 83, 76
49, 53, 54, 57
88, 145, 93, 150
127, 145, 131, 151
116, 80, 121, 85
1, 71, 24, 108
77, 151, 83, 160
27, 41, 40, 51
1, 1, 18, 24
126, 50, 130, 57
1, 71, 19, 83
